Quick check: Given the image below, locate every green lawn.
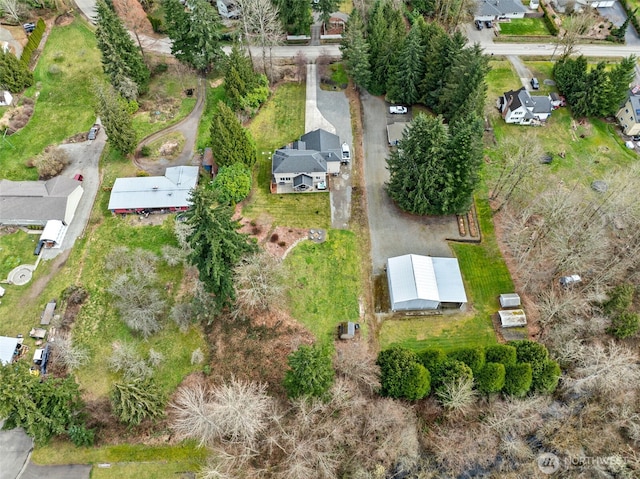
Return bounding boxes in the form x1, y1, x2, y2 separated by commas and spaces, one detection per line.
0, 230, 39, 279
243, 83, 330, 229
0, 18, 103, 180
284, 230, 361, 346
499, 18, 551, 36
90, 461, 199, 478
32, 440, 206, 466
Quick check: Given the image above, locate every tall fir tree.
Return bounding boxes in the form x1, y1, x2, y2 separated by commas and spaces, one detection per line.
388, 20, 426, 105
163, 0, 222, 72
313, 0, 339, 27
95, 83, 137, 154
210, 102, 257, 167
366, 0, 405, 95
340, 9, 371, 91
95, 0, 149, 100
420, 28, 465, 110
604, 56, 636, 116
185, 188, 256, 312
0, 50, 33, 92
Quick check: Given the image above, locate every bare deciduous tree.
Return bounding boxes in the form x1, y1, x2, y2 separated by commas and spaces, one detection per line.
161, 244, 187, 266
191, 348, 205, 365
294, 50, 307, 84
333, 342, 380, 394
33, 147, 70, 180
234, 252, 284, 314
0, 0, 24, 23
237, 0, 283, 82
108, 341, 154, 380
554, 11, 595, 60
51, 337, 89, 371
171, 302, 194, 332
436, 375, 476, 413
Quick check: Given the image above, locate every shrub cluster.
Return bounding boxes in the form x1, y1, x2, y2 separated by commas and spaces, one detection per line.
619, 0, 640, 37
377, 341, 560, 404
21, 19, 46, 68
604, 283, 640, 339
540, 1, 560, 36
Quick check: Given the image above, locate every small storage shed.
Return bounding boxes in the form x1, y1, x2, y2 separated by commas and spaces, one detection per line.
498, 309, 527, 328
338, 321, 359, 340
40, 219, 65, 247
499, 293, 521, 308
0, 336, 19, 365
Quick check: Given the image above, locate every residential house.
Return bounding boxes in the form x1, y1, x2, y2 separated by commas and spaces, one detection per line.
497, 87, 553, 125
324, 12, 349, 34
271, 129, 343, 193
107, 165, 199, 214
0, 176, 83, 226
0, 91, 13, 107
553, 0, 614, 12
474, 0, 527, 21
386, 254, 467, 312
616, 86, 640, 136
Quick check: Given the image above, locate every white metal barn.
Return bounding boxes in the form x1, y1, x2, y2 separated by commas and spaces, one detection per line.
387, 254, 467, 312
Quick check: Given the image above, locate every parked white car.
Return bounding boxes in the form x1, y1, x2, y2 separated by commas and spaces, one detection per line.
389, 106, 408, 114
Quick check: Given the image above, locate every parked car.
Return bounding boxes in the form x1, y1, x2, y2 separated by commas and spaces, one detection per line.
475, 20, 483, 30
530, 77, 540, 90
23, 23, 35, 34
389, 105, 408, 114
485, 20, 493, 28
88, 124, 100, 140
73, 173, 84, 181
317, 181, 327, 190
559, 275, 582, 287
34, 240, 44, 256
341, 142, 351, 163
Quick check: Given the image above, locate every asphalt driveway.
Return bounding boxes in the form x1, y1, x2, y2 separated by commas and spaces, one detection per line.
0, 422, 32, 479
360, 93, 460, 274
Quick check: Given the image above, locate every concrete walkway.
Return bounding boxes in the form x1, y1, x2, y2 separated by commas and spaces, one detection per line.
305, 64, 336, 134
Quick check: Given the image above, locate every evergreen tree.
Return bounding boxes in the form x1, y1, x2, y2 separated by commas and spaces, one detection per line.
554, 56, 588, 117
210, 102, 257, 167
420, 28, 465, 110
95, 83, 137, 154
0, 50, 33, 92
366, 0, 405, 95
340, 9, 370, 91
110, 379, 165, 426
163, 0, 222, 72
313, 0, 339, 27
585, 62, 609, 117
377, 346, 431, 400
387, 20, 426, 105
95, 0, 149, 100
284, 345, 335, 399
186, 187, 256, 312
274, 0, 312, 35
604, 56, 636, 116
223, 45, 262, 111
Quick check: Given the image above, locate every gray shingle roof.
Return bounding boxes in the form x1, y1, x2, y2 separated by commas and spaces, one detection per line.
476, 0, 527, 16
300, 129, 341, 152
272, 149, 327, 174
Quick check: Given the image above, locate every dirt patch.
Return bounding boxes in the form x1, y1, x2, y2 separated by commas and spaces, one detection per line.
55, 12, 74, 27
112, 0, 154, 36
0, 97, 35, 135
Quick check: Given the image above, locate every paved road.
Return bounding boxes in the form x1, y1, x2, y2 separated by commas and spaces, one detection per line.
361, 94, 460, 274
0, 421, 33, 479
135, 78, 206, 175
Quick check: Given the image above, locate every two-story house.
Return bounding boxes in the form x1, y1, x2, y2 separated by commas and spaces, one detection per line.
616, 86, 640, 137
497, 87, 553, 125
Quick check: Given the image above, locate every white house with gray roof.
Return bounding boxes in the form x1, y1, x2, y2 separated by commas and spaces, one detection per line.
474, 0, 527, 21
497, 87, 553, 125
108, 165, 199, 214
271, 129, 343, 193
616, 86, 640, 137
0, 176, 83, 226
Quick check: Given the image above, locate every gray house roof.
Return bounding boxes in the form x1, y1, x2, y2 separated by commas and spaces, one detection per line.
107, 166, 199, 211
0, 177, 82, 225
531, 95, 552, 114
626, 87, 640, 124
272, 149, 327, 174
476, 0, 527, 16
387, 254, 467, 311
300, 129, 341, 153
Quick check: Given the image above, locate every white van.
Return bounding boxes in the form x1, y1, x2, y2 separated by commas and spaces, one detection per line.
341, 142, 350, 163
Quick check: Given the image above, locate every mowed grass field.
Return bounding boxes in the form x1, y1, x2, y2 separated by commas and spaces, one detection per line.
498, 18, 551, 36
0, 18, 102, 180
284, 230, 361, 346
0, 229, 39, 279
244, 83, 330, 229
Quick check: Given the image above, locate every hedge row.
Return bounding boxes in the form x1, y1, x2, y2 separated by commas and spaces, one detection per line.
377, 341, 561, 402
21, 18, 46, 68
619, 0, 640, 38
540, 1, 560, 36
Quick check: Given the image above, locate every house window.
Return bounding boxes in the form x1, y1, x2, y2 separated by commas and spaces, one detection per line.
315, 176, 322, 180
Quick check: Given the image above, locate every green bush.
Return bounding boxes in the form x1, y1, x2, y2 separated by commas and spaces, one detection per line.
503, 363, 533, 397
210, 163, 252, 205
417, 348, 446, 372
431, 359, 474, 394
448, 347, 485, 374
485, 344, 517, 367
284, 345, 335, 399
603, 283, 635, 315
619, 0, 640, 37
377, 346, 431, 400
510, 340, 549, 379
534, 360, 561, 393
0, 51, 33, 92
475, 362, 506, 394
147, 15, 165, 34
140, 145, 151, 157
68, 424, 95, 447
607, 311, 640, 339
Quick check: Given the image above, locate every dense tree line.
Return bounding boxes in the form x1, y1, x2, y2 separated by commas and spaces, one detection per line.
95, 0, 149, 100
0, 50, 33, 93
223, 46, 269, 113
554, 55, 635, 118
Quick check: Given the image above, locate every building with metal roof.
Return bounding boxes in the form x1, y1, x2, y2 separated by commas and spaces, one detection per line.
107, 166, 199, 213
0, 177, 83, 226
0, 336, 19, 365
387, 254, 467, 311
